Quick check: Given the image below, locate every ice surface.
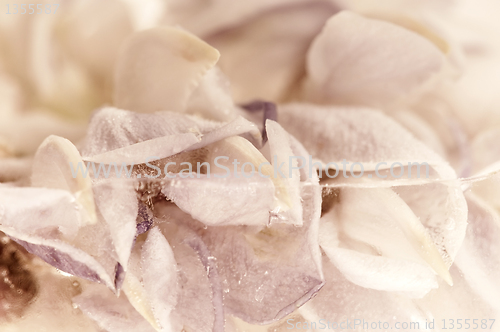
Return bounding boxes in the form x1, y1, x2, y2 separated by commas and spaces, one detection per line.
155, 204, 222, 331
162, 175, 274, 226
186, 67, 237, 122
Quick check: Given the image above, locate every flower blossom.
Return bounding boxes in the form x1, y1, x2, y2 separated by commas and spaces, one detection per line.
1, 1, 500, 331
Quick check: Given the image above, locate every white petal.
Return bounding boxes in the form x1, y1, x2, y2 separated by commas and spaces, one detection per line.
31, 135, 96, 225
303, 11, 444, 106
141, 227, 178, 331
162, 175, 275, 226
186, 67, 237, 122
329, 187, 452, 286
265, 120, 302, 224
114, 27, 220, 113
319, 216, 438, 296
0, 226, 115, 290
394, 182, 468, 267
0, 187, 81, 238
92, 180, 137, 272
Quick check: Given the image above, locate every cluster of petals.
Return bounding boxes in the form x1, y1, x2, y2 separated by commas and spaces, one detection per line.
1, 0, 500, 331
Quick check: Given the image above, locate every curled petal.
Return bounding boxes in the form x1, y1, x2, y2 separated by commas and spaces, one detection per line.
303, 11, 445, 106
32, 135, 96, 225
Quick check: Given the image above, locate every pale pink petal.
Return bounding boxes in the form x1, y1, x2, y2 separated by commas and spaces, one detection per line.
471, 127, 500, 173
164, 0, 314, 37
0, 157, 32, 183
58, 0, 133, 80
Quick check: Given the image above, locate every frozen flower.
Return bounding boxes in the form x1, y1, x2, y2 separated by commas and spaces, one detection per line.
1, 1, 500, 332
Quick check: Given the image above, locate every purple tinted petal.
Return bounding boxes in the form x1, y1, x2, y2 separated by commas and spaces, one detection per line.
185, 234, 225, 332
155, 204, 224, 332
8, 235, 113, 289
241, 100, 277, 143
136, 201, 153, 235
